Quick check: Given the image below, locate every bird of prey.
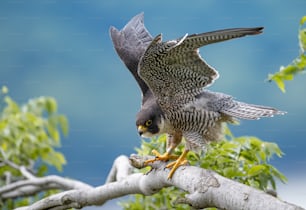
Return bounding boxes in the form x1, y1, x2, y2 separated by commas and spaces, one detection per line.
110, 13, 285, 179
110, 13, 197, 165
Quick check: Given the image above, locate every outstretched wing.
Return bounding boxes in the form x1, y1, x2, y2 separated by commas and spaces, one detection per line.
110, 12, 153, 101
138, 27, 263, 109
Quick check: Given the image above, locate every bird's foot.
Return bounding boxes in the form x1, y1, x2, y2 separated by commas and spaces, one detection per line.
166, 150, 189, 179
144, 149, 178, 165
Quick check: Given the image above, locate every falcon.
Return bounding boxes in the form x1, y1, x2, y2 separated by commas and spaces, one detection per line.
110, 13, 285, 179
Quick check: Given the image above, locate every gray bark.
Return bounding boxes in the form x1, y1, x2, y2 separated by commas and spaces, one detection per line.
10, 154, 304, 210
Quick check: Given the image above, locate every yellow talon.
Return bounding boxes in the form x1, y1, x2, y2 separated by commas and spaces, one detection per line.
144, 149, 178, 165
166, 149, 189, 179
144, 149, 189, 179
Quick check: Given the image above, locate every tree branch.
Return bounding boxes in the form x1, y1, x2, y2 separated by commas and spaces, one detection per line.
16, 154, 304, 210
0, 148, 36, 180
105, 155, 134, 183
0, 174, 93, 200
0, 146, 93, 201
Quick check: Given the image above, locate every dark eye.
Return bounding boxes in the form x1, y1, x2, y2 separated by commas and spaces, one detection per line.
145, 119, 152, 127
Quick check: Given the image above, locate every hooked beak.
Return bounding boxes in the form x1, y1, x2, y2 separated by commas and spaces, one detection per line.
137, 125, 147, 136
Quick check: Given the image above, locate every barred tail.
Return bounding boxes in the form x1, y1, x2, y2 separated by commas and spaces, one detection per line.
221, 102, 286, 120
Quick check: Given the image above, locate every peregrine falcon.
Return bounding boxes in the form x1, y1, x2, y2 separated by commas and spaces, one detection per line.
110, 13, 285, 179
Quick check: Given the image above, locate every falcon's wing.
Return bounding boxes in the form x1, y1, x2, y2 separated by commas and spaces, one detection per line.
138, 27, 263, 109
110, 12, 153, 101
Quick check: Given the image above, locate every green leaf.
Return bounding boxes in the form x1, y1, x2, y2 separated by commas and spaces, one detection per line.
45, 97, 57, 114
269, 165, 288, 183
0, 120, 8, 131
248, 165, 266, 176
58, 115, 69, 136
258, 150, 267, 162
264, 142, 283, 158
268, 16, 306, 92
223, 166, 244, 178
297, 54, 306, 69
4, 96, 20, 113
37, 164, 48, 176
300, 16, 306, 25
54, 152, 66, 171
282, 65, 297, 78
221, 142, 238, 150
41, 149, 66, 172
274, 76, 286, 93
249, 136, 263, 149
47, 123, 60, 143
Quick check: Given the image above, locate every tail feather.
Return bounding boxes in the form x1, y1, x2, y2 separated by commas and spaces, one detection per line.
222, 102, 286, 120
183, 27, 264, 49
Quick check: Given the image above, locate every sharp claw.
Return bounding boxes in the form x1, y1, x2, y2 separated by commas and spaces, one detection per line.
144, 149, 188, 179
166, 150, 189, 179
166, 159, 188, 179
144, 150, 179, 166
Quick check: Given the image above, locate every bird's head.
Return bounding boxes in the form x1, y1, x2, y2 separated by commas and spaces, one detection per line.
136, 107, 164, 138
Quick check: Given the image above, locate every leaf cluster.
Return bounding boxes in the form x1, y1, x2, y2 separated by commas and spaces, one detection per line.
200, 128, 286, 191
268, 16, 306, 92
0, 87, 68, 208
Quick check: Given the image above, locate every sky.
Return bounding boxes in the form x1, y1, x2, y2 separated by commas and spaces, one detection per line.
0, 0, 305, 209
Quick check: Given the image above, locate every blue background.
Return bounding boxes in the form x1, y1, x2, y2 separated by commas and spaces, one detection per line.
0, 0, 305, 209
